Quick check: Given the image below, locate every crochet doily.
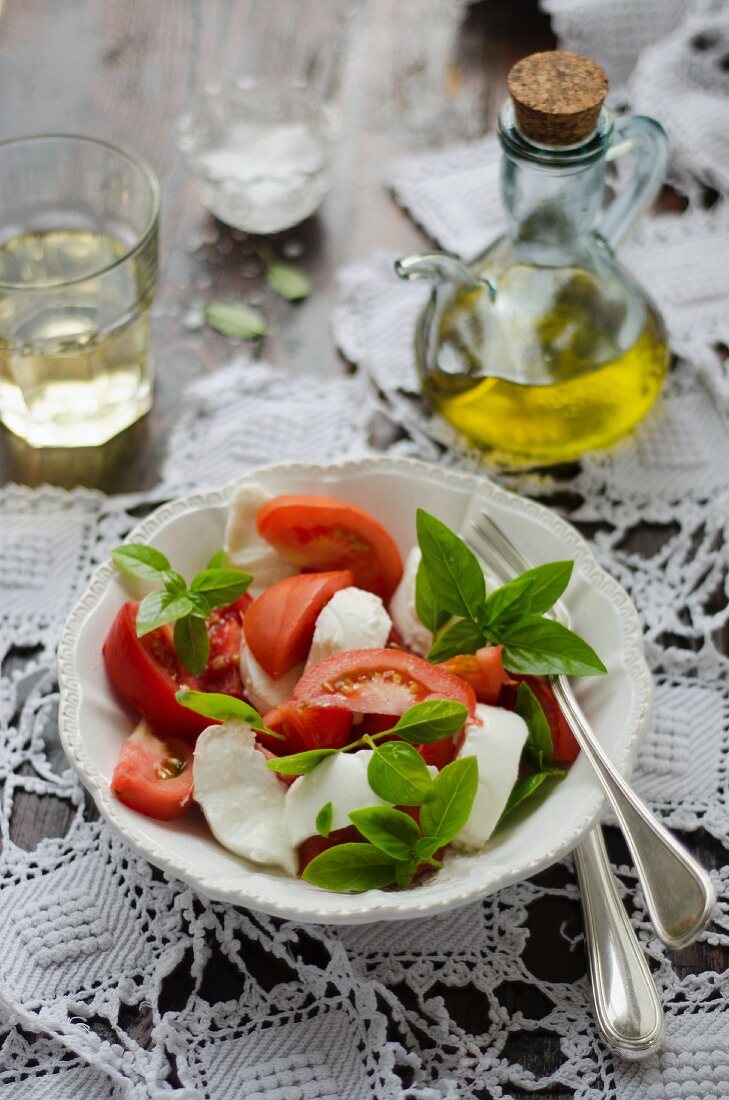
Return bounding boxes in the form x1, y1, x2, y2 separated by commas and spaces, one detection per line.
2, 3, 729, 1097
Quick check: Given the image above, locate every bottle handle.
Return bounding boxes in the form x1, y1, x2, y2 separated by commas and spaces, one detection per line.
597, 115, 669, 250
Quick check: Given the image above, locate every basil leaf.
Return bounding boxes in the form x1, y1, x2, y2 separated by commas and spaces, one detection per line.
416, 509, 485, 621
136, 591, 194, 636
316, 802, 333, 838
367, 742, 434, 805
499, 616, 607, 676
498, 768, 566, 826
427, 618, 484, 663
207, 550, 226, 569
414, 836, 444, 860
419, 756, 479, 845
265, 260, 311, 301
301, 843, 399, 892
391, 700, 469, 744
349, 806, 420, 861
186, 591, 213, 618
112, 543, 171, 581
515, 682, 553, 770
173, 614, 210, 676
205, 301, 269, 339
175, 688, 276, 733
481, 561, 573, 629
415, 558, 449, 634
266, 748, 339, 776
190, 567, 252, 608
395, 858, 420, 888
162, 570, 188, 597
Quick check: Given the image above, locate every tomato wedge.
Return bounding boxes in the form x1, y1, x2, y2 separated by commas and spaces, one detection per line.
244, 570, 353, 679
261, 701, 353, 755
257, 495, 403, 600
111, 721, 194, 820
294, 648, 476, 716
440, 646, 514, 705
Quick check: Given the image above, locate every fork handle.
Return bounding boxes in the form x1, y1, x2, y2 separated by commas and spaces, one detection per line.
555, 676, 716, 949
574, 827, 664, 1059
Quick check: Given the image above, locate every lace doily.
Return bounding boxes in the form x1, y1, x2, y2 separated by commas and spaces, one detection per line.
2, 8, 729, 1099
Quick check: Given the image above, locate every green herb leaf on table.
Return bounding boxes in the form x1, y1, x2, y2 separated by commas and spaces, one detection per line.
111, 543, 171, 581
205, 301, 269, 339
419, 756, 479, 845
316, 802, 333, 838
265, 258, 311, 302
515, 681, 553, 770
415, 558, 450, 634
301, 843, 399, 892
499, 616, 607, 677
190, 567, 252, 609
367, 741, 434, 805
390, 700, 469, 744
266, 747, 340, 776
173, 614, 210, 676
498, 768, 566, 825
135, 591, 194, 636
174, 688, 281, 735
349, 806, 421, 861
427, 618, 484, 663
206, 550, 226, 569
416, 509, 486, 621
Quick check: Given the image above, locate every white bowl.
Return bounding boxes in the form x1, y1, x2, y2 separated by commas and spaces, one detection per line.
58, 457, 652, 924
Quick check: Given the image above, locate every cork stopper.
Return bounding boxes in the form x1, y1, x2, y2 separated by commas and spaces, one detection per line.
507, 50, 608, 146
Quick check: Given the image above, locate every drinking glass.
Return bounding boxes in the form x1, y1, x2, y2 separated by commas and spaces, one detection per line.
0, 134, 160, 448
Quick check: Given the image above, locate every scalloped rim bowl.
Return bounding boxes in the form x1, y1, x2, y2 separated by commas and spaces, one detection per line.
58, 457, 652, 924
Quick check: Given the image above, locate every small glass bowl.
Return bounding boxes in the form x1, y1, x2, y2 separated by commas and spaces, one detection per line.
177, 79, 339, 234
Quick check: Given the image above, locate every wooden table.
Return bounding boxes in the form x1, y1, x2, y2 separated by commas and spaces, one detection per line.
1, 3, 724, 1096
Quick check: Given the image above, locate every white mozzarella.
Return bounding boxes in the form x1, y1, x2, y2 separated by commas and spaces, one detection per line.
453, 704, 529, 850
224, 482, 297, 596
193, 721, 296, 874
306, 586, 392, 670
388, 547, 432, 657
239, 632, 302, 715
285, 750, 387, 848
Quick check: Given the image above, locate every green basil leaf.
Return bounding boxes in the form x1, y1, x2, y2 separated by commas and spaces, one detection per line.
136, 591, 194, 636
265, 259, 311, 301
416, 509, 485, 621
190, 567, 252, 608
174, 688, 279, 734
162, 570, 188, 597
415, 558, 449, 634
265, 748, 340, 776
301, 843, 399, 892
414, 836, 444, 860
498, 768, 566, 826
207, 550, 226, 569
515, 682, 553, 770
419, 756, 479, 845
316, 802, 333, 838
481, 561, 573, 630
395, 858, 420, 888
349, 806, 421, 861
367, 742, 434, 805
205, 301, 269, 339
112, 543, 171, 581
173, 614, 210, 676
391, 700, 469, 744
427, 618, 484, 663
499, 616, 607, 676
186, 591, 213, 618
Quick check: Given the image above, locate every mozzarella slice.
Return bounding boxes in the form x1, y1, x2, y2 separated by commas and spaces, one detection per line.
388, 547, 432, 656
239, 631, 302, 714
193, 721, 296, 874
453, 704, 529, 850
224, 482, 296, 596
285, 750, 387, 848
306, 586, 392, 670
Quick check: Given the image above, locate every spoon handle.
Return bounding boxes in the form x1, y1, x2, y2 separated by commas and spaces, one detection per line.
574, 827, 664, 1059
555, 676, 715, 949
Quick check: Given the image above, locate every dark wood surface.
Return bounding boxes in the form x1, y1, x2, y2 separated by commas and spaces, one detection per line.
1, 3, 725, 1097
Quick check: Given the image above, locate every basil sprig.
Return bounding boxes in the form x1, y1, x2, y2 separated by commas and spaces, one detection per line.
265, 699, 468, 777
112, 543, 252, 676
302, 756, 479, 893
174, 688, 284, 738
414, 510, 606, 677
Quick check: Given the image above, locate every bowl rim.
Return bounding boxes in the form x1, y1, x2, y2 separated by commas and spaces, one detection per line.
57, 455, 653, 923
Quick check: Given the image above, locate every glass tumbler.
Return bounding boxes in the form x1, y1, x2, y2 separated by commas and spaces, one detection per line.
0, 134, 160, 448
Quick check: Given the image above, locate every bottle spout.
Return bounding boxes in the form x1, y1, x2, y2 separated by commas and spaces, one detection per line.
395, 251, 496, 300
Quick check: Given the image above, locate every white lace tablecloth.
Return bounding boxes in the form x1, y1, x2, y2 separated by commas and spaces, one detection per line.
2, 3, 729, 1097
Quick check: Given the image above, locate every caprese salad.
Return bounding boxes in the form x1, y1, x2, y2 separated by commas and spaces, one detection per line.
103, 485, 605, 894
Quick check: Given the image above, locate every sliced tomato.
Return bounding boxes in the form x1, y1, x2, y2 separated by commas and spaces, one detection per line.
501, 674, 580, 765
294, 648, 476, 717
257, 495, 403, 601
244, 570, 354, 679
261, 701, 353, 755
111, 720, 193, 820
441, 645, 514, 704
417, 738, 457, 770
297, 825, 360, 876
